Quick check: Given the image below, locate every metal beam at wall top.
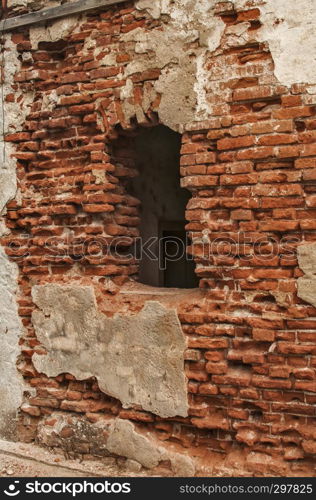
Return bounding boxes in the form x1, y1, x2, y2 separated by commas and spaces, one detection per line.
0, 0, 129, 33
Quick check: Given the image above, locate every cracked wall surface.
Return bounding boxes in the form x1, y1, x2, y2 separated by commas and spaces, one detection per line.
1, 0, 316, 475
32, 285, 188, 418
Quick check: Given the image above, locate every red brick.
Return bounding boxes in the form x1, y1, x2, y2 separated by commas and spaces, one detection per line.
252, 329, 276, 342
252, 376, 292, 390
5, 132, 31, 142
236, 146, 274, 160
269, 366, 292, 378
90, 67, 120, 79
281, 95, 302, 107
258, 221, 299, 232
61, 72, 90, 84
295, 158, 316, 169
83, 204, 115, 213
199, 383, 218, 395
293, 368, 315, 380
258, 134, 297, 146
205, 362, 228, 374
181, 175, 218, 187
217, 135, 255, 150
188, 338, 229, 349
237, 8, 261, 21
231, 209, 252, 220
253, 184, 303, 197
60, 399, 112, 413
294, 381, 316, 392
303, 169, 316, 181
273, 106, 315, 119
220, 173, 258, 185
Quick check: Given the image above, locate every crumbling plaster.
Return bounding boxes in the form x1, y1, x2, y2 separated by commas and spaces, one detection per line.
0, 37, 34, 214
0, 247, 24, 439
257, 0, 316, 87
127, 0, 226, 130
7, 0, 75, 11
106, 418, 195, 474
297, 243, 316, 308
2, 0, 316, 444
0, 36, 32, 439
129, 0, 316, 131
31, 284, 188, 418
38, 413, 196, 475
20, 0, 316, 136
29, 15, 82, 50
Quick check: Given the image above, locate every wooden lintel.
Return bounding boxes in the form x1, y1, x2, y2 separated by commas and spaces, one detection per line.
0, 0, 128, 33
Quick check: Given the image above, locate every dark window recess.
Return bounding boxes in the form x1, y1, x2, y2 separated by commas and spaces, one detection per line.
128, 125, 198, 289
160, 224, 199, 288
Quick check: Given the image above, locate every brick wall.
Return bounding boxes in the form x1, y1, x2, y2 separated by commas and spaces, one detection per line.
1, 0, 316, 475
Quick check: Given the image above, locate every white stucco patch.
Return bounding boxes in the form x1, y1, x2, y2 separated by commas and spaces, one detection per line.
257, 0, 316, 86
29, 15, 82, 49
106, 418, 195, 474
297, 243, 316, 308
32, 284, 188, 418
0, 245, 24, 438
0, 36, 30, 438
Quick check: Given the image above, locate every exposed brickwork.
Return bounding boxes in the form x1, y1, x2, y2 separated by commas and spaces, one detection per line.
1, 0, 316, 475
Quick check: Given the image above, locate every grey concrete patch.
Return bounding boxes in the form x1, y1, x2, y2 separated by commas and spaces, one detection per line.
29, 15, 82, 49
107, 418, 196, 475
32, 284, 188, 418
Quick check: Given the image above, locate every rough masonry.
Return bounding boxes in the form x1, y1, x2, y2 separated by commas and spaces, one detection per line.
0, 0, 316, 476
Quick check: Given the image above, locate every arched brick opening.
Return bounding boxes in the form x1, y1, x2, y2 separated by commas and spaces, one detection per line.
109, 123, 199, 288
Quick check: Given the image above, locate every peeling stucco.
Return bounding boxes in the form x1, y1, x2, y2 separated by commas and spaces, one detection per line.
124, 0, 316, 129
0, 37, 34, 214
121, 0, 226, 131
0, 36, 31, 439
257, 0, 316, 87
106, 418, 195, 475
29, 15, 82, 49
38, 413, 196, 475
7, 0, 74, 10
31, 284, 188, 418
0, 246, 24, 439
297, 243, 316, 308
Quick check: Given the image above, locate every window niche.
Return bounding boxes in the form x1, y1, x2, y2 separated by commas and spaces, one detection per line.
112, 124, 199, 289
